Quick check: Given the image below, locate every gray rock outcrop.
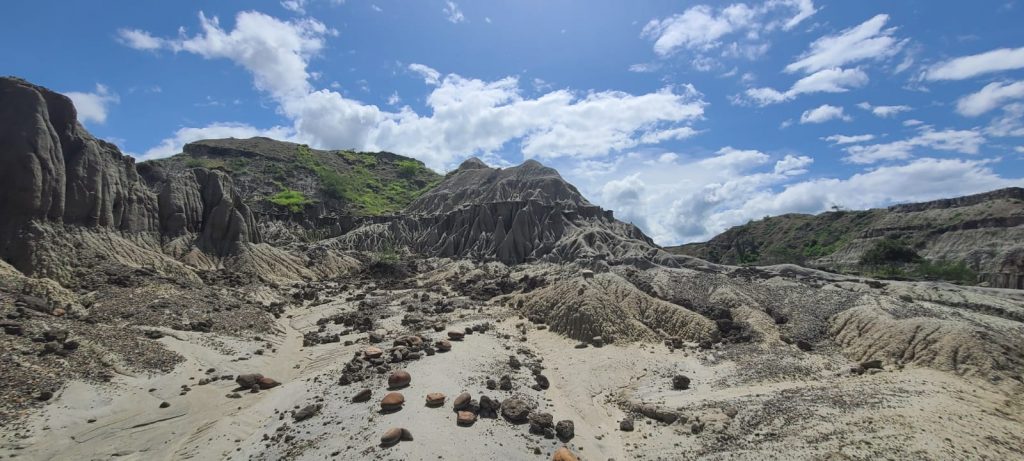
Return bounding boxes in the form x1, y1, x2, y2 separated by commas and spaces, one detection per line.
328, 158, 667, 265
0, 77, 259, 272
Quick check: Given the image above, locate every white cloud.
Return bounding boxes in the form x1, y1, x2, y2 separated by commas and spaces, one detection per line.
785, 14, 905, 74
279, 0, 344, 14
986, 103, 1024, 137
956, 80, 1024, 116
740, 15, 906, 106
117, 29, 166, 51
903, 119, 924, 127
744, 67, 868, 105
371, 4, 382, 12
141, 122, 294, 160
857, 101, 911, 117
774, 154, 813, 175
640, 1, 817, 69
642, 4, 757, 56
281, 0, 306, 13
65, 83, 120, 124
800, 104, 850, 124
443, 1, 465, 23
772, 0, 817, 30
386, 91, 401, 106
923, 46, 1024, 81
408, 63, 441, 85
824, 134, 875, 144
122, 11, 706, 168
843, 127, 985, 164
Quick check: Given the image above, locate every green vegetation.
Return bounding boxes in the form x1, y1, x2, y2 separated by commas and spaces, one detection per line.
294, 145, 439, 215
913, 259, 977, 284
858, 239, 976, 285
396, 159, 423, 178
184, 156, 249, 172
859, 238, 922, 267
185, 157, 225, 169
268, 189, 314, 212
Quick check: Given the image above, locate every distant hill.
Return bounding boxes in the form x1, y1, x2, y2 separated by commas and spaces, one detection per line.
667, 188, 1024, 287
138, 137, 442, 240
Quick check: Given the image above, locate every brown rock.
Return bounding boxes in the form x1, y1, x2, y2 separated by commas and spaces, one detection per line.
380, 427, 403, 446
425, 392, 446, 407
381, 392, 405, 412
457, 410, 477, 426
256, 376, 281, 389
352, 388, 372, 403
552, 447, 578, 461
453, 392, 471, 410
436, 340, 452, 352
388, 370, 411, 389
448, 331, 465, 341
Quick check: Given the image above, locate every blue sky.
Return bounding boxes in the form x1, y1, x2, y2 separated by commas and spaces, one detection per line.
3, 0, 1024, 245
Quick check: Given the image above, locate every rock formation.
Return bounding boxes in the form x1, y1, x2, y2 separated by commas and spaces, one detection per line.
0, 77, 260, 275
326, 158, 669, 265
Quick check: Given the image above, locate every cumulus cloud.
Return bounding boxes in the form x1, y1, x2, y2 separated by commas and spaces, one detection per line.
824, 134, 875, 144
856, 101, 911, 117
122, 11, 706, 169
923, 46, 1024, 81
65, 83, 120, 124
640, 1, 817, 70
800, 104, 850, 124
785, 14, 905, 74
774, 154, 813, 175
956, 80, 1024, 116
842, 127, 985, 164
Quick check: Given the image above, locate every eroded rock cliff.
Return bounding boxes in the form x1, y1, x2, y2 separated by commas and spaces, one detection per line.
0, 77, 259, 275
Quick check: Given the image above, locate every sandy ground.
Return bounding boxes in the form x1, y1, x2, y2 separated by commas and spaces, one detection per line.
2, 283, 1023, 461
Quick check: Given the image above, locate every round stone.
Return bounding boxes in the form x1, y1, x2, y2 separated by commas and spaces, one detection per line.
380, 392, 405, 411
388, 370, 411, 389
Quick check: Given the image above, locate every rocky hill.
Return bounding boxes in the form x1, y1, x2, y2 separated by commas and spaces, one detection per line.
327, 157, 671, 265
668, 188, 1024, 287
140, 137, 441, 241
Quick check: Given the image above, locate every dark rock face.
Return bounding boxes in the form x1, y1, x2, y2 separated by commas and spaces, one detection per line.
0, 77, 260, 270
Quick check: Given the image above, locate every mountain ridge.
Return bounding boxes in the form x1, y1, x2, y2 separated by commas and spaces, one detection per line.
668, 187, 1024, 288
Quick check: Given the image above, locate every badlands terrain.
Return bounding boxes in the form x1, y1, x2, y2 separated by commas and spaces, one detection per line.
1, 76, 1024, 461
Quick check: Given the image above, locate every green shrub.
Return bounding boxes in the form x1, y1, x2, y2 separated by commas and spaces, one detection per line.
913, 259, 977, 284
860, 238, 921, 267
397, 160, 421, 178
268, 189, 314, 212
